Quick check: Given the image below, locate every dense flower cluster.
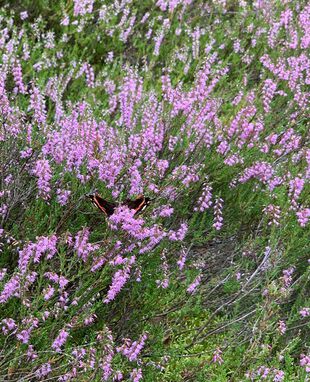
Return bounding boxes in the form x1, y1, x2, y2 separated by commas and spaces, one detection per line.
104, 256, 136, 303
116, 333, 148, 361
187, 274, 202, 294
33, 159, 52, 200
52, 329, 70, 352
73, 228, 99, 261
213, 197, 224, 231
194, 182, 213, 212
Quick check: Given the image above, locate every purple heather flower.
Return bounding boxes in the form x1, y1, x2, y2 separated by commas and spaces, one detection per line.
158, 205, 174, 217
299, 307, 310, 317
177, 248, 187, 270
300, 354, 310, 372
12, 60, 26, 94
33, 159, 52, 200
74, 228, 99, 262
84, 314, 97, 326
20, 11, 28, 20
282, 267, 294, 288
110, 207, 145, 239
117, 333, 147, 362
1, 318, 17, 334
0, 274, 20, 303
212, 347, 223, 365
73, 0, 94, 16
273, 369, 284, 382
296, 208, 310, 227
262, 79, 277, 113
16, 329, 31, 344
239, 162, 274, 185
52, 329, 69, 352
278, 320, 286, 335
30, 86, 46, 125
27, 345, 38, 361
263, 204, 281, 226
194, 182, 212, 212
43, 285, 55, 301
104, 258, 135, 303
213, 197, 224, 231
101, 353, 114, 381
130, 368, 143, 382
35, 363, 52, 379
56, 189, 71, 205
168, 223, 188, 241
187, 275, 201, 294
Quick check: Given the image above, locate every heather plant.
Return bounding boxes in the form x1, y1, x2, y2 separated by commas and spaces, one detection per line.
0, 1, 309, 381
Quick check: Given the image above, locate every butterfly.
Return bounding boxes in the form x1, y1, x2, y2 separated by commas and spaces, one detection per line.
87, 192, 151, 217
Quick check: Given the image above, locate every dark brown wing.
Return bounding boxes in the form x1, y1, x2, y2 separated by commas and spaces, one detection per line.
124, 195, 151, 215
88, 193, 117, 217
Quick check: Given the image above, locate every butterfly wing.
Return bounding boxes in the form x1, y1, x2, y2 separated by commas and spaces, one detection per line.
124, 195, 151, 215
88, 193, 117, 217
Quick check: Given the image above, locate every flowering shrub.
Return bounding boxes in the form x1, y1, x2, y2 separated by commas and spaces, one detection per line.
0, 0, 309, 380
